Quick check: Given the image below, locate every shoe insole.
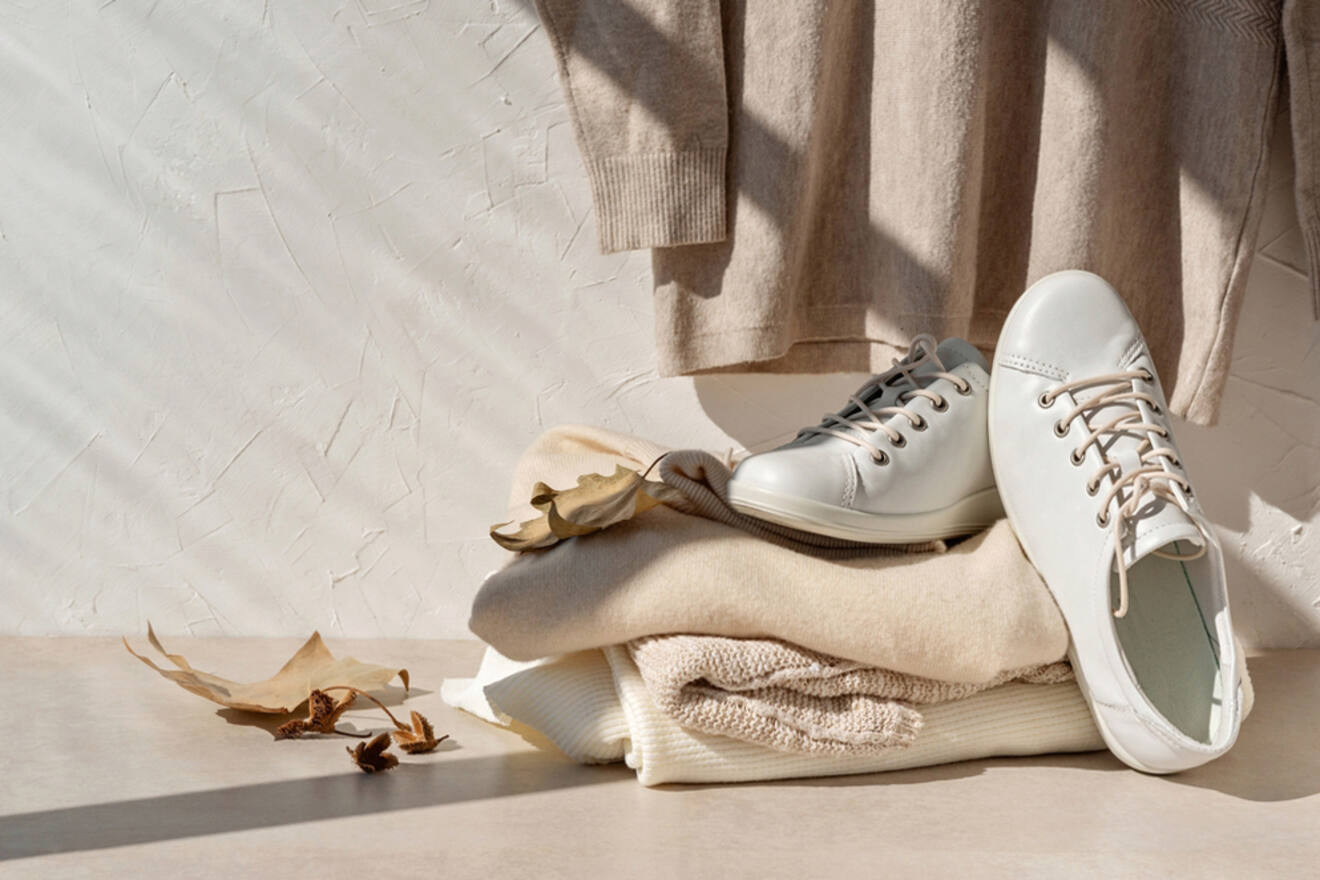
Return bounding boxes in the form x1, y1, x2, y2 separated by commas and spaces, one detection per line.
1110, 543, 1221, 743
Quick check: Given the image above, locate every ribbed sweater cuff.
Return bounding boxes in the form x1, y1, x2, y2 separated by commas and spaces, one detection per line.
586, 150, 727, 253
1303, 218, 1320, 319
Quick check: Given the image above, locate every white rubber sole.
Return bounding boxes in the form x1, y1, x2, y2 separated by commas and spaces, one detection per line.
725, 483, 1005, 544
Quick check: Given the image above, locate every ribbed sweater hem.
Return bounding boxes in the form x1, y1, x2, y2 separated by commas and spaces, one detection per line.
586, 150, 727, 253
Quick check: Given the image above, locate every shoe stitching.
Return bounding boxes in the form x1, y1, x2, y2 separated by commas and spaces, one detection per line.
1117, 336, 1144, 371
997, 353, 1069, 382
959, 365, 991, 395
841, 455, 858, 509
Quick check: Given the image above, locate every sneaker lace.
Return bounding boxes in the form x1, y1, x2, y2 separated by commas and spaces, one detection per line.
798, 333, 971, 466
1041, 368, 1211, 618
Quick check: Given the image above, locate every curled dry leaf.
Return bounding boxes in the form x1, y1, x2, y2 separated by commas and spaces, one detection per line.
123, 622, 409, 714
490, 462, 684, 551
275, 689, 358, 739
347, 733, 399, 773
392, 710, 449, 754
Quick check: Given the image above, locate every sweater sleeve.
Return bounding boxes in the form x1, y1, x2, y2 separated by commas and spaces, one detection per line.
1284, 0, 1320, 315
533, 0, 729, 253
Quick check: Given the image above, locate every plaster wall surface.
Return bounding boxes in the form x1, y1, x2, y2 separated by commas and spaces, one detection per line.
1, 1, 1316, 646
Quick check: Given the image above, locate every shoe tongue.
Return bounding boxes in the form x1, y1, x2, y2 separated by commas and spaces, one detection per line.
857, 337, 980, 405
1118, 481, 1206, 568
794, 337, 978, 449
935, 337, 987, 371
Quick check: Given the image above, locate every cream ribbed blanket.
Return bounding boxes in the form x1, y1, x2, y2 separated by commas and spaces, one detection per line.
627, 635, 1074, 756
472, 425, 1069, 683
440, 644, 1255, 786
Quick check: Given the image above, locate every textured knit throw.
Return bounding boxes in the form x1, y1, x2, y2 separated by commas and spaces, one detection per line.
627, 634, 1074, 756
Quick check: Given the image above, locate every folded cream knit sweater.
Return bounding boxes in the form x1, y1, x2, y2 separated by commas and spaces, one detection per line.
441, 644, 1256, 786
628, 634, 1073, 756
472, 425, 1068, 683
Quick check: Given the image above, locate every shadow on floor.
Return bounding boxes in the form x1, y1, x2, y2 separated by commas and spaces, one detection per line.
0, 751, 633, 862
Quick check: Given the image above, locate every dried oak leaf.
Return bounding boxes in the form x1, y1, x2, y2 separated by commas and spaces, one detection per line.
275, 689, 357, 739
347, 733, 399, 773
490, 463, 684, 551
392, 710, 449, 754
124, 622, 409, 714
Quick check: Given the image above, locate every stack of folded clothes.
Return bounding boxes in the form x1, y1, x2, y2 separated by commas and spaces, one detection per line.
443, 424, 1252, 786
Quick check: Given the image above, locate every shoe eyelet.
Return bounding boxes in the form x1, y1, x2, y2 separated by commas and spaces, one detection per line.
1096, 511, 1110, 528
1053, 420, 1070, 438
1150, 402, 1163, 415
1037, 392, 1053, 409
871, 451, 890, 466
891, 434, 906, 448
1070, 449, 1085, 466
1139, 368, 1154, 382
931, 397, 948, 413
910, 417, 928, 432
956, 381, 973, 397
1086, 480, 1099, 496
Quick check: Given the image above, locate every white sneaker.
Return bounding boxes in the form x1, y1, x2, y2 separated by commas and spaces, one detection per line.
989, 270, 1242, 773
726, 334, 1003, 543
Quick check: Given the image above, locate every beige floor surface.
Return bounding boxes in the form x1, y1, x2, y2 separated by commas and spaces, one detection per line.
0, 637, 1316, 879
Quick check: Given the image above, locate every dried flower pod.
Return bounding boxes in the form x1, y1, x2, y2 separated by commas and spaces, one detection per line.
392, 711, 449, 754
347, 733, 399, 773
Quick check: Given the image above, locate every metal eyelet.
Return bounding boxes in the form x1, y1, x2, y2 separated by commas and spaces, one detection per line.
1053, 420, 1070, 438
891, 434, 906, 448
1096, 510, 1110, 528
871, 451, 890, 466
1150, 402, 1163, 415
931, 397, 948, 413
956, 381, 973, 397
1139, 368, 1154, 382
1086, 480, 1099, 496
910, 417, 928, 432
1037, 392, 1053, 409
1070, 449, 1085, 466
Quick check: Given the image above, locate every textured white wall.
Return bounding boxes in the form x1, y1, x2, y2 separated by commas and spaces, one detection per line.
2, 1, 1316, 647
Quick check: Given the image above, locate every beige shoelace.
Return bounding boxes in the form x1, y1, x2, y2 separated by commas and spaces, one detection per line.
799, 334, 971, 465
1041, 368, 1210, 618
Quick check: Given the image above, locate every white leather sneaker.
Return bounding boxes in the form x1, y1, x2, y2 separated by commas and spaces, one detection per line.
989, 270, 1242, 773
726, 334, 1003, 543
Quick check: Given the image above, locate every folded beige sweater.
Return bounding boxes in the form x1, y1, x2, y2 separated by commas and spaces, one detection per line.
628, 634, 1074, 756
471, 425, 1069, 683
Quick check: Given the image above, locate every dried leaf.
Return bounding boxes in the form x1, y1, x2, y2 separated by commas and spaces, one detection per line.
275, 689, 357, 739
392, 710, 448, 754
490, 463, 683, 551
124, 623, 409, 714
347, 733, 399, 773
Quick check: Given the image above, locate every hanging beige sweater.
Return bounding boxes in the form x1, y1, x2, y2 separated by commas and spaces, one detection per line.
533, 0, 1320, 425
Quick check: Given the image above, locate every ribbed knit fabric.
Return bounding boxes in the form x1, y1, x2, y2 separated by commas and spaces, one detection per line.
586, 151, 727, 252
627, 634, 1074, 756
441, 643, 1256, 786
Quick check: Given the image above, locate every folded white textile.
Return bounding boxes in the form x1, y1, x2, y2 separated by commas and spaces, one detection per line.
449, 643, 1259, 786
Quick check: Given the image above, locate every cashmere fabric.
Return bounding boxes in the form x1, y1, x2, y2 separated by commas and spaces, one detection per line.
627, 634, 1074, 756
534, 0, 1320, 426
470, 425, 1070, 683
